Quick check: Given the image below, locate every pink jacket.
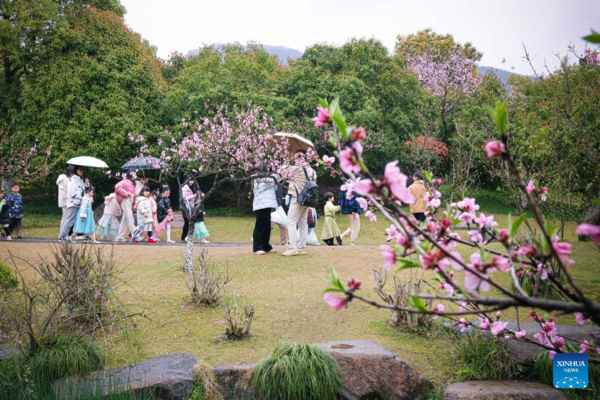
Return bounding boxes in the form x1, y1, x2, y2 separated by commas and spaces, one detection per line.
115, 179, 137, 209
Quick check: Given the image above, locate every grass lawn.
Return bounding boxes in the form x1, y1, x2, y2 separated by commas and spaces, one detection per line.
2, 201, 599, 390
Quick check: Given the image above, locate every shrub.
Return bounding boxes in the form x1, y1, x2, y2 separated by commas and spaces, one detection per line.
454, 333, 516, 381
187, 248, 230, 306
188, 362, 224, 400
251, 343, 343, 400
225, 290, 255, 340
0, 263, 18, 294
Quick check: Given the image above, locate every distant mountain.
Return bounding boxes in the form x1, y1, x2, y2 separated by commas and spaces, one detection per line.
477, 66, 532, 84
185, 44, 303, 66
185, 44, 528, 82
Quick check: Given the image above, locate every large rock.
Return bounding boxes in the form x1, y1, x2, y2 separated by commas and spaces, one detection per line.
442, 381, 568, 399
446, 322, 600, 363
0, 344, 20, 360
318, 340, 433, 400
213, 364, 255, 399
55, 353, 198, 399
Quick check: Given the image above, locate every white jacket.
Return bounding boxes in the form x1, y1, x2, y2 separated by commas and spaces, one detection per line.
56, 174, 70, 208
136, 196, 153, 225
253, 176, 278, 212
67, 175, 85, 208
79, 194, 93, 219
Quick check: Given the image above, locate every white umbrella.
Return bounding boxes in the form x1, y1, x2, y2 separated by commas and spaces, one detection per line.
273, 132, 315, 156
66, 156, 109, 169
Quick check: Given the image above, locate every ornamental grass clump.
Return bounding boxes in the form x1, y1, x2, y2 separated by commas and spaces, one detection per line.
251, 343, 343, 400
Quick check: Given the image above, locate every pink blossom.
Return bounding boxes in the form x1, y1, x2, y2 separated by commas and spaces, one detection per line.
576, 223, 600, 245
383, 161, 414, 204
464, 252, 490, 292
498, 229, 509, 243
432, 304, 444, 319
380, 245, 396, 270
442, 283, 454, 296
365, 210, 377, 222
484, 141, 505, 158
537, 264, 548, 280
540, 186, 548, 201
350, 127, 366, 141
575, 312, 591, 325
385, 225, 399, 242
347, 278, 361, 291
468, 230, 483, 243
491, 321, 508, 336
457, 197, 479, 213
338, 142, 363, 175
552, 239, 574, 265
458, 212, 476, 225
312, 107, 330, 127
516, 330, 527, 339
479, 316, 491, 330
491, 256, 509, 272
533, 331, 550, 346
580, 340, 591, 353
548, 351, 557, 360
354, 178, 375, 195
526, 180, 536, 194
357, 197, 369, 211
323, 155, 335, 165
323, 293, 347, 311
434, 178, 443, 185
475, 213, 498, 229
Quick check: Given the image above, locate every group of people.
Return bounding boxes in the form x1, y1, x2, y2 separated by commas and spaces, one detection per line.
4, 155, 428, 250
250, 151, 429, 256
55, 167, 181, 244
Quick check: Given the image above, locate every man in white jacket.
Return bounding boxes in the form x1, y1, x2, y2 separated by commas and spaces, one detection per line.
56, 166, 74, 237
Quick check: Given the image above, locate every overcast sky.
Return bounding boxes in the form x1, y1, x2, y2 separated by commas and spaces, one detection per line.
120, 0, 598, 75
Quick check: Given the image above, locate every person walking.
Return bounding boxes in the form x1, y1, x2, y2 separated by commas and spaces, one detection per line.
193, 196, 211, 244
408, 172, 427, 222
56, 166, 73, 235
252, 175, 278, 255
97, 192, 121, 241
72, 185, 100, 244
180, 176, 197, 242
114, 171, 137, 242
339, 183, 361, 246
59, 166, 86, 242
153, 187, 175, 243
321, 192, 342, 246
281, 151, 316, 257
0, 190, 11, 240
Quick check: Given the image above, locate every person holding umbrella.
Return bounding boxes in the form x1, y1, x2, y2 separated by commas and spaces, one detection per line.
114, 171, 138, 242
59, 165, 86, 242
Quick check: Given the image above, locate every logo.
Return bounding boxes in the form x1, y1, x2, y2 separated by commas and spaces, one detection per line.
553, 353, 588, 389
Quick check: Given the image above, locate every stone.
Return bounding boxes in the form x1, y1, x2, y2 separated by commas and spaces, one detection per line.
445, 322, 600, 363
213, 364, 255, 399
318, 340, 433, 400
0, 344, 20, 360
442, 380, 568, 399
55, 353, 198, 399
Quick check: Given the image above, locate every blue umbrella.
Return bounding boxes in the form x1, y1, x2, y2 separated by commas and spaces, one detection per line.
121, 156, 168, 170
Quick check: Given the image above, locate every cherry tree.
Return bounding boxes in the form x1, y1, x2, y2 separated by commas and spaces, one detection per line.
317, 99, 600, 363
134, 106, 291, 272
0, 121, 54, 190
408, 50, 483, 143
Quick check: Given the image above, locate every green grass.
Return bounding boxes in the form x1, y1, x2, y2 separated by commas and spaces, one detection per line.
453, 333, 516, 381
251, 342, 343, 400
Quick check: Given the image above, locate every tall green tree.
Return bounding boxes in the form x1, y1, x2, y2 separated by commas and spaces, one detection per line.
18, 7, 166, 170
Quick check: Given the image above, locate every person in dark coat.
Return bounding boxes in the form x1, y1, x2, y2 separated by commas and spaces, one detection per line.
0, 190, 11, 239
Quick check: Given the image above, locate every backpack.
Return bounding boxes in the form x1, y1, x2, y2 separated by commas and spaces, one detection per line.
297, 167, 319, 208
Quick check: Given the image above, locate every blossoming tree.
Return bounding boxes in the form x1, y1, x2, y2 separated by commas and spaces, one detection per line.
0, 121, 54, 191
134, 105, 291, 272
317, 98, 600, 363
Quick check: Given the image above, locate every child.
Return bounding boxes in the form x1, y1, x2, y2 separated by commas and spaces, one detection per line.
133, 186, 156, 243
97, 193, 121, 240
306, 207, 320, 246
153, 187, 174, 243
408, 172, 427, 222
0, 190, 11, 240
150, 189, 159, 240
72, 186, 100, 244
6, 183, 23, 239
193, 195, 210, 244
321, 192, 342, 246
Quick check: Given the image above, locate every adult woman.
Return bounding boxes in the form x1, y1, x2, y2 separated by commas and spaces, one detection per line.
115, 171, 137, 242
56, 166, 74, 236
180, 176, 197, 242
252, 175, 278, 255
59, 165, 85, 242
